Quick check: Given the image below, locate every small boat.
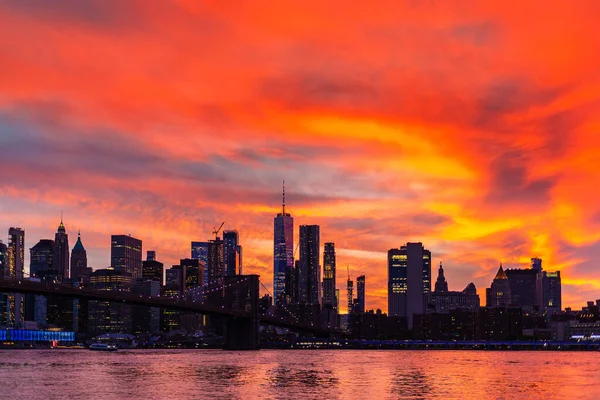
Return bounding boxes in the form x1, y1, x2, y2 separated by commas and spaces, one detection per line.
89, 343, 118, 352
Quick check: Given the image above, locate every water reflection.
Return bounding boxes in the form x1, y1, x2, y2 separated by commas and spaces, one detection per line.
1, 350, 600, 399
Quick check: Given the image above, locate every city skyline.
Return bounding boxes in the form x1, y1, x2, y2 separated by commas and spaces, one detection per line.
0, 208, 576, 314
3, 2, 600, 313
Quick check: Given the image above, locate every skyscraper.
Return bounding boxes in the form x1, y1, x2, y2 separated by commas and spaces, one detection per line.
7, 228, 25, 327
486, 264, 512, 307
142, 250, 164, 285
111, 234, 142, 280
356, 275, 365, 314
274, 183, 293, 305
207, 238, 224, 284
223, 230, 242, 277
181, 258, 204, 290
505, 268, 537, 311
537, 270, 561, 314
53, 219, 69, 280
30, 239, 55, 281
70, 231, 90, 283
322, 242, 336, 310
298, 225, 320, 306
387, 242, 431, 328
7, 227, 24, 280
347, 274, 353, 313
191, 241, 209, 285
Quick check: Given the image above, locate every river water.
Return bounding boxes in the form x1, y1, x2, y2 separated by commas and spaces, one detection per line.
0, 349, 598, 399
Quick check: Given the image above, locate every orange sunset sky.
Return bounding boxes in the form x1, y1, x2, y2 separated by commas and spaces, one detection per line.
1, 1, 600, 313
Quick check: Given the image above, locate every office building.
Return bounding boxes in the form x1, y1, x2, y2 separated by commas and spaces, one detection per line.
223, 230, 242, 277
111, 234, 142, 280
347, 276, 353, 313
505, 268, 538, 312
87, 267, 133, 335
70, 232, 91, 283
132, 279, 160, 334
387, 243, 431, 328
274, 183, 293, 305
30, 240, 55, 281
0, 241, 7, 326
191, 241, 209, 286
53, 219, 69, 281
322, 242, 336, 310
142, 251, 164, 286
181, 258, 204, 290
537, 270, 561, 314
207, 239, 224, 284
486, 264, 512, 307
7, 228, 25, 327
356, 275, 365, 314
298, 225, 320, 306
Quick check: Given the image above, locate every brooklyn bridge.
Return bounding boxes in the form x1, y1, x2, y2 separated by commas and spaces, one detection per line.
0, 275, 340, 350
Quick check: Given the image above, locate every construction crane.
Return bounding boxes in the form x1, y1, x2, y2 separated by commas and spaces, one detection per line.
212, 221, 225, 240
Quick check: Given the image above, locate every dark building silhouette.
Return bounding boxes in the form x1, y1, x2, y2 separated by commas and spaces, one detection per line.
87, 267, 132, 335
322, 242, 336, 310
486, 264, 512, 307
207, 239, 224, 284
349, 309, 408, 340
429, 263, 480, 313
111, 234, 142, 280
70, 232, 91, 283
387, 243, 431, 328
531, 257, 543, 272
414, 310, 479, 340
180, 258, 204, 290
478, 306, 522, 340
274, 183, 293, 305
347, 276, 353, 313
505, 268, 538, 312
52, 220, 70, 281
538, 270, 561, 314
356, 275, 365, 314
434, 262, 448, 293
30, 239, 55, 281
223, 230, 242, 277
298, 225, 320, 306
165, 267, 183, 293
131, 279, 160, 334
142, 250, 164, 285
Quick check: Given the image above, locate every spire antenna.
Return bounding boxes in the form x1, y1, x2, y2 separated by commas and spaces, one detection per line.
282, 180, 286, 214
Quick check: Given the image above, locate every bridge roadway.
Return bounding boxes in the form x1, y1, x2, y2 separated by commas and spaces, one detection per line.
0, 278, 337, 337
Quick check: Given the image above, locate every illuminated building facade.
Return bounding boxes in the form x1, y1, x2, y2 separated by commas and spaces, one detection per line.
30, 239, 56, 281
110, 234, 142, 280
88, 267, 133, 335
387, 242, 431, 329
223, 230, 242, 277
274, 184, 293, 306
142, 250, 164, 285
191, 241, 209, 286
322, 242, 336, 310
537, 270, 561, 314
